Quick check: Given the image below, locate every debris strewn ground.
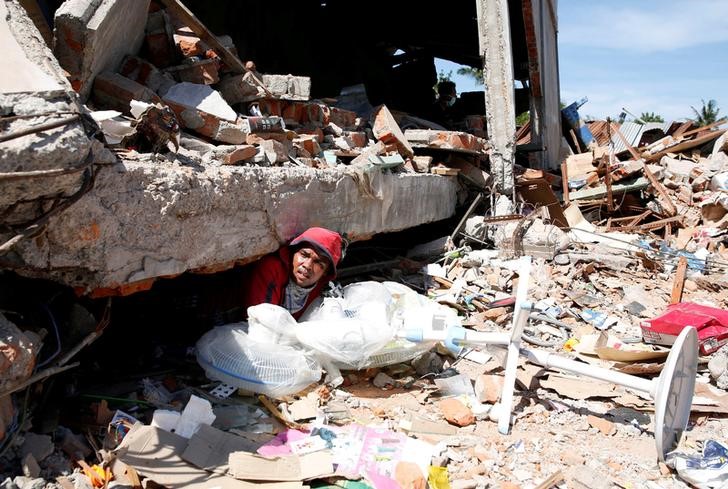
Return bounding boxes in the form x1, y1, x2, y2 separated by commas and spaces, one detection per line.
1, 0, 727, 488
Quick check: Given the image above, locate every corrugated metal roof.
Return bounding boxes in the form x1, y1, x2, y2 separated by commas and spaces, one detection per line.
610, 121, 673, 154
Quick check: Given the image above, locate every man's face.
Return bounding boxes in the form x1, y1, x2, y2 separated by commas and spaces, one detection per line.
291, 246, 329, 287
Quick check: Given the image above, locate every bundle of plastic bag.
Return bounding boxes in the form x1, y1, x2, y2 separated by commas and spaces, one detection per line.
298, 282, 395, 369
196, 281, 459, 396
196, 322, 322, 398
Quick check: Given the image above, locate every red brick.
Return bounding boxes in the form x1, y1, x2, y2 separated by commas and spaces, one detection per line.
346, 131, 368, 148
475, 374, 504, 404
282, 102, 307, 125
439, 398, 474, 427
372, 105, 414, 158
395, 461, 426, 489
92, 72, 162, 115
166, 59, 219, 85
144, 11, 175, 68
587, 415, 616, 436
259, 99, 283, 117
293, 135, 321, 156
163, 98, 246, 145
330, 107, 358, 129
221, 145, 257, 165
174, 26, 204, 57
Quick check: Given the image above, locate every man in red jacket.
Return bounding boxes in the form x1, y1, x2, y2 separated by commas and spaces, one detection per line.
241, 227, 343, 320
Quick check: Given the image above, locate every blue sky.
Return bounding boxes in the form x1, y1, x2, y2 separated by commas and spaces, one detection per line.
438, 0, 728, 123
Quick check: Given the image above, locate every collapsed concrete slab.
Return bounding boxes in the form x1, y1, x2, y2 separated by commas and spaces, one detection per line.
0, 1, 99, 226
5, 160, 458, 296
54, 0, 150, 99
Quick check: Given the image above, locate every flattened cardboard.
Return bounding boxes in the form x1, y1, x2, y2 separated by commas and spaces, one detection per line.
228, 451, 334, 481
540, 374, 618, 400
116, 424, 301, 489
399, 416, 457, 436
516, 178, 568, 228
182, 424, 261, 474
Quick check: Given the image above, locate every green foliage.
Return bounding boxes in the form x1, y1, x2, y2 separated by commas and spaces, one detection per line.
437, 70, 453, 84
456, 67, 483, 82
516, 111, 530, 126
639, 112, 664, 123
691, 99, 721, 126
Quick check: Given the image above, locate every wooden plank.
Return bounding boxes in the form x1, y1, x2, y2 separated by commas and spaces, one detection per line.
671, 120, 694, 139
619, 215, 682, 232
645, 128, 727, 162
680, 118, 727, 139
627, 210, 652, 227
605, 159, 614, 212
560, 162, 570, 205
613, 125, 642, 160
642, 163, 677, 216
157, 0, 247, 74
670, 256, 688, 304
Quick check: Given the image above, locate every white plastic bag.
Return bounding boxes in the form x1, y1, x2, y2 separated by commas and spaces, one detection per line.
196, 324, 321, 398
247, 303, 299, 345
297, 300, 393, 368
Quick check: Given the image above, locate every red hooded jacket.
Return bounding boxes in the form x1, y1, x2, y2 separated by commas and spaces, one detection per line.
241, 228, 343, 320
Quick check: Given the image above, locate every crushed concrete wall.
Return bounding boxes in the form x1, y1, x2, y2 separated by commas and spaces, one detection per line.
1, 1, 98, 227
54, 0, 150, 100
6, 160, 458, 295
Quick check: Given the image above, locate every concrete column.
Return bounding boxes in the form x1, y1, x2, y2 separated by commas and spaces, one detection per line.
476, 0, 516, 194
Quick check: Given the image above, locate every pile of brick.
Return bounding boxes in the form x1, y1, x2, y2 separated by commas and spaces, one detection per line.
55, 0, 490, 174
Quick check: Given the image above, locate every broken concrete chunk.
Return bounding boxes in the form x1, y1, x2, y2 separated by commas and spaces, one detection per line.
404, 129, 488, 154
586, 415, 616, 436
258, 139, 290, 164
439, 398, 475, 427
395, 461, 426, 489
373, 372, 395, 388
412, 156, 433, 173
20, 432, 54, 462
217, 74, 265, 104
0, 313, 39, 391
712, 131, 728, 157
262, 74, 311, 101
372, 105, 414, 158
53, 0, 151, 99
474, 374, 504, 404
662, 156, 697, 182
21, 453, 41, 479
163, 82, 236, 122
92, 72, 162, 115
163, 83, 246, 144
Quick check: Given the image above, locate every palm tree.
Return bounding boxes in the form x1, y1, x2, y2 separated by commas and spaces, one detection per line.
639, 112, 664, 123
690, 99, 720, 126
457, 67, 483, 83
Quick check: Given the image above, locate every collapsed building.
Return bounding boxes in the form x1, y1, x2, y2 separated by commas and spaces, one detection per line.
0, 0, 562, 444
9, 1, 728, 488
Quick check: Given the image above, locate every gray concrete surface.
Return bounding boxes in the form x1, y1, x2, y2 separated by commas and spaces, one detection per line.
54, 0, 150, 100
1, 0, 97, 226
477, 0, 516, 194
4, 157, 458, 294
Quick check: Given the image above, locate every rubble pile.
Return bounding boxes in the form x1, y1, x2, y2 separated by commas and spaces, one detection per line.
73, 0, 491, 180
2, 0, 728, 488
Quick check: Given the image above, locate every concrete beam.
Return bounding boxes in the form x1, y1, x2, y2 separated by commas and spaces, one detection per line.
476, 0, 516, 194
54, 0, 150, 100
3, 160, 458, 296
